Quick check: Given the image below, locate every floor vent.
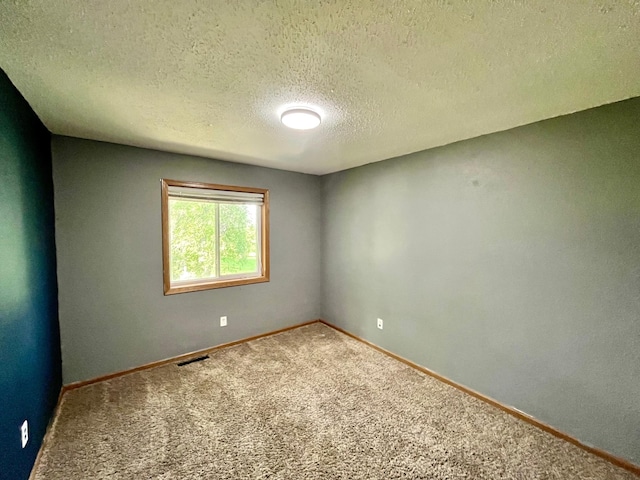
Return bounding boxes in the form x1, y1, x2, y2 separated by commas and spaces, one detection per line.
177, 355, 209, 367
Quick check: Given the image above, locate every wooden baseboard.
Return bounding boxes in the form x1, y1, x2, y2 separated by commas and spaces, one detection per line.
30, 318, 639, 477
318, 319, 640, 477
28, 388, 66, 480
64, 319, 321, 391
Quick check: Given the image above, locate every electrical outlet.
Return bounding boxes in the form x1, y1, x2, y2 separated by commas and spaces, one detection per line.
377, 318, 383, 330
20, 420, 28, 448
220, 316, 227, 327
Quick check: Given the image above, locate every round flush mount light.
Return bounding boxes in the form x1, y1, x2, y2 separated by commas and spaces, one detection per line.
281, 108, 321, 130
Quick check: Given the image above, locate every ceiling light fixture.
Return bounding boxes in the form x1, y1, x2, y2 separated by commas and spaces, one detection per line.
280, 108, 321, 130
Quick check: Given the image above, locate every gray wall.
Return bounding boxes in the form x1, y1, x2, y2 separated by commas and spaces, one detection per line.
322, 97, 640, 464
53, 137, 322, 384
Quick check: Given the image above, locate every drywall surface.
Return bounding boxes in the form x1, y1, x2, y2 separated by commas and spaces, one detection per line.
53, 137, 322, 383
322, 97, 640, 464
0, 70, 62, 480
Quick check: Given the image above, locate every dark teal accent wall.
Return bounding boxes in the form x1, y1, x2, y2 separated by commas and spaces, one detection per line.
0, 70, 62, 480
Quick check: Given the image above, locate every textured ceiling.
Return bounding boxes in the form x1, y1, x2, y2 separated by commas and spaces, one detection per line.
1, 1, 639, 174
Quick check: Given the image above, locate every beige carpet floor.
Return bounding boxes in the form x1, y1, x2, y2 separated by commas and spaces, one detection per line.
34, 323, 636, 479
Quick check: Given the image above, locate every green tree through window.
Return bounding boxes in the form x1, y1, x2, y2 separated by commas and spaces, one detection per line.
169, 199, 218, 280
219, 203, 258, 275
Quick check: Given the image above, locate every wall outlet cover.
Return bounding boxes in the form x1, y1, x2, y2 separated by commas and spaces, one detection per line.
20, 420, 28, 448
220, 316, 227, 327
377, 318, 383, 330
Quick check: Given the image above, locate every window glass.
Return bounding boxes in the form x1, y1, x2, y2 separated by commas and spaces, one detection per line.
161, 179, 269, 294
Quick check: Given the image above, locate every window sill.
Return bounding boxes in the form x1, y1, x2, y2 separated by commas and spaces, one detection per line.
163, 275, 269, 295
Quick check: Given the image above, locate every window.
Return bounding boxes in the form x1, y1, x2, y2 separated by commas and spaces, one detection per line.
161, 179, 269, 295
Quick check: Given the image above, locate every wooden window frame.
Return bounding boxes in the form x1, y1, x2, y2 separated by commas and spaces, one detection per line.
161, 179, 270, 295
